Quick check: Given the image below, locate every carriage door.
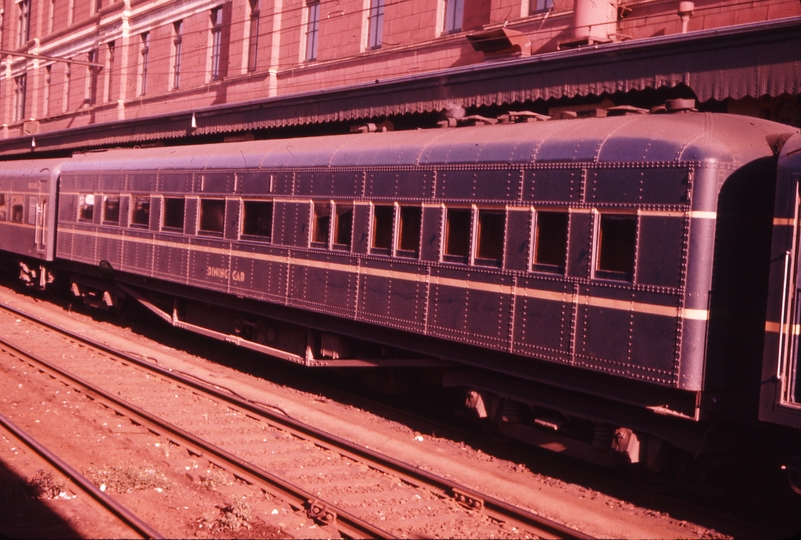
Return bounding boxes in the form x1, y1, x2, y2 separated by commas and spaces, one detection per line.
33, 195, 47, 254
787, 176, 801, 407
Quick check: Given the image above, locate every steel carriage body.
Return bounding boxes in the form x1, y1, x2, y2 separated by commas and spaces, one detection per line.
48, 113, 798, 439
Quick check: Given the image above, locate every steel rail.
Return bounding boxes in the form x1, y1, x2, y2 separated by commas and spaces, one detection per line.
0, 301, 592, 539
0, 412, 163, 539
0, 333, 394, 540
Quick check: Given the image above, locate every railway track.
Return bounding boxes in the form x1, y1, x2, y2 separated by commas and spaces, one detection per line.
0, 412, 162, 538
0, 300, 591, 539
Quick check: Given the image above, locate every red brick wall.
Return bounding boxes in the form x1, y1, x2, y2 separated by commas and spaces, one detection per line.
1, 0, 799, 137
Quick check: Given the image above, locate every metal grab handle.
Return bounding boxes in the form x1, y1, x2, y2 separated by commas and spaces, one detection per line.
778, 250, 792, 381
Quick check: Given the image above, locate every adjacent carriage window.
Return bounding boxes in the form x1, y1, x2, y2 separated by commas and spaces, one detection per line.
162, 197, 185, 230
397, 206, 421, 257
312, 202, 330, 245
103, 196, 120, 224
372, 204, 393, 252
475, 209, 505, 266
0, 194, 6, 220
534, 211, 568, 270
130, 196, 150, 227
333, 204, 353, 249
199, 199, 225, 234
596, 214, 637, 279
10, 195, 24, 223
242, 200, 273, 239
78, 194, 94, 222
444, 207, 471, 261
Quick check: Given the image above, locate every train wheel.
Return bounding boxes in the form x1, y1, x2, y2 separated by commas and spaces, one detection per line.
785, 452, 801, 496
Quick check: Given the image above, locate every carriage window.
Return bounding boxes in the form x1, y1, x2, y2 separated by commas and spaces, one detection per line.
103, 196, 120, 223
597, 214, 636, 279
444, 207, 471, 261
0, 194, 6, 220
199, 199, 225, 233
534, 211, 568, 270
78, 194, 94, 222
475, 209, 505, 266
131, 196, 150, 227
163, 197, 185, 230
397, 206, 421, 257
333, 204, 353, 249
242, 200, 273, 239
372, 204, 393, 251
312, 202, 330, 245
10, 195, 24, 223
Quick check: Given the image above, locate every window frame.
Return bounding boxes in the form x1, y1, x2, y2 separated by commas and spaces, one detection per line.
443, 0, 464, 34
241, 199, 273, 240
305, 0, 320, 62
443, 205, 472, 263
130, 195, 151, 228
594, 212, 638, 281
367, 0, 385, 50
211, 8, 223, 80
198, 198, 226, 235
77, 194, 95, 223
532, 209, 569, 273
140, 32, 149, 96
14, 73, 26, 122
247, 0, 260, 72
396, 204, 422, 259
162, 197, 186, 231
102, 194, 120, 224
370, 203, 394, 255
474, 208, 505, 267
173, 21, 183, 89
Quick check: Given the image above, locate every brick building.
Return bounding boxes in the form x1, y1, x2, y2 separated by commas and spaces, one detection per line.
0, 0, 799, 147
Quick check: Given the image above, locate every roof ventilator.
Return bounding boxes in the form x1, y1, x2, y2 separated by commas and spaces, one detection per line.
350, 120, 394, 133
498, 111, 551, 123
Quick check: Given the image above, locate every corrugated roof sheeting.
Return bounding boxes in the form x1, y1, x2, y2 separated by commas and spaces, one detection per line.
192, 17, 801, 135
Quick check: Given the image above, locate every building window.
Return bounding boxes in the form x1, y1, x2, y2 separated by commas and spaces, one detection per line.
14, 74, 26, 122
443, 0, 464, 34
131, 196, 150, 227
305, 0, 320, 62
596, 214, 637, 280
530, 0, 554, 14
367, 0, 384, 50
63, 65, 71, 113
86, 50, 98, 106
211, 8, 223, 80
18, 0, 30, 46
140, 32, 149, 96
49, 0, 55, 34
247, 0, 259, 72
105, 42, 115, 103
533, 211, 568, 271
43, 66, 51, 117
173, 21, 183, 89
95, 0, 102, 14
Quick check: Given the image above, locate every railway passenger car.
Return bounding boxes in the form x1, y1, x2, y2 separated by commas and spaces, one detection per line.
2, 108, 800, 490
0, 159, 63, 288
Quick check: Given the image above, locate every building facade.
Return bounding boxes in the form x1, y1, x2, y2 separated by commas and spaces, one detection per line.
0, 0, 800, 141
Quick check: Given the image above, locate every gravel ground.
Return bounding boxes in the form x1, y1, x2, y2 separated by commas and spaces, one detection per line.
0, 283, 728, 538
